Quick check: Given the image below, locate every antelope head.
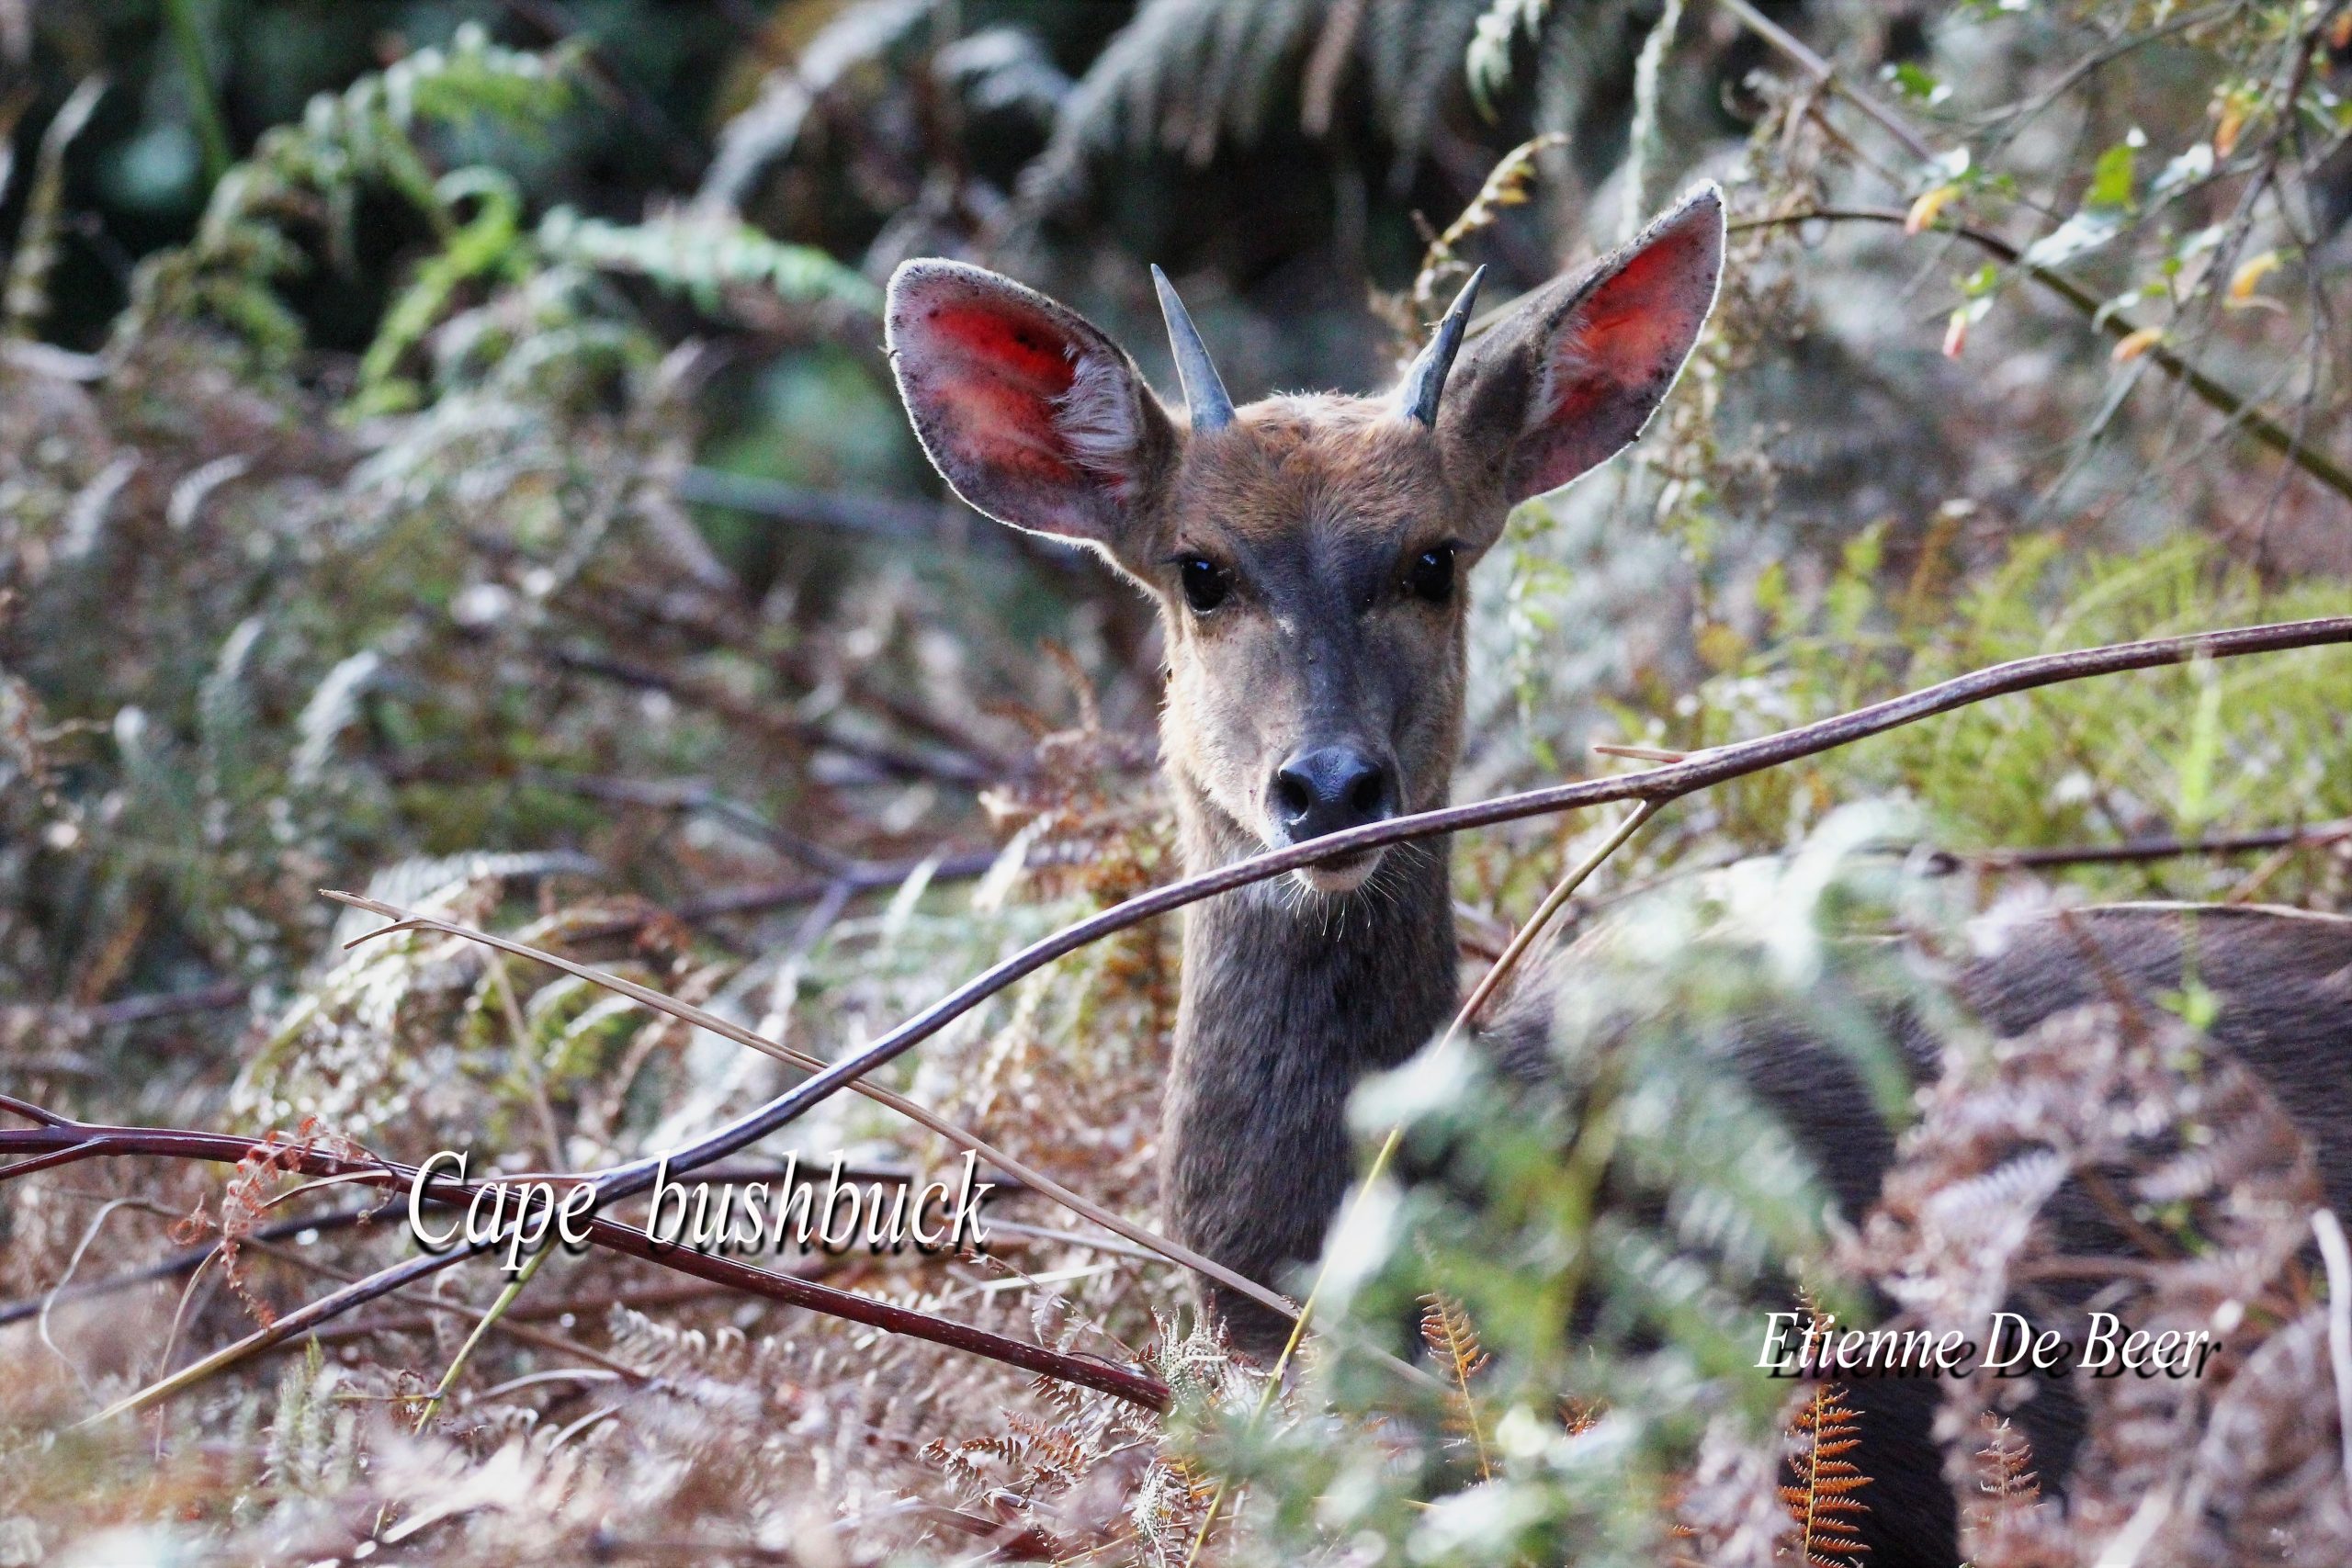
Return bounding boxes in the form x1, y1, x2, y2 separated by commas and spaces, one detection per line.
886, 186, 1724, 895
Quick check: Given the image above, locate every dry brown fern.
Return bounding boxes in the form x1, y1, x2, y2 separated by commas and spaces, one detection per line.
1860, 999, 2336, 1564
912, 1293, 1171, 1565
1958, 1414, 2073, 1568
1971, 1413, 2038, 1511
1778, 1382, 1871, 1568
198, 1114, 374, 1328
1418, 1291, 1494, 1481
1669, 1413, 1785, 1568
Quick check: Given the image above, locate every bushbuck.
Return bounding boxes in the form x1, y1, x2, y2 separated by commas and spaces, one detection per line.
883, 186, 2352, 1567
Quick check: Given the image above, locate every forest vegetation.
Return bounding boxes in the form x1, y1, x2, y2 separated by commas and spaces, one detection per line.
4, 2, 2352, 1564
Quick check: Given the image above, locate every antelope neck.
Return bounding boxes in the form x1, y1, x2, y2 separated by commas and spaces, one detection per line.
1159, 773, 1459, 1346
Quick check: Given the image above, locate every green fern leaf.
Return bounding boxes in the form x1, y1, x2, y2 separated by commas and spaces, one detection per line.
1466, 0, 1553, 118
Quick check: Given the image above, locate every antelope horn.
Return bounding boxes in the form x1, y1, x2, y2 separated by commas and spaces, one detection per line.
1150, 265, 1236, 432
1397, 265, 1486, 427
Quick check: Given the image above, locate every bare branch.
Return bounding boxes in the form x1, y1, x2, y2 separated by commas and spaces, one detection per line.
17, 619, 2346, 1419
1713, 0, 1938, 163
322, 891, 1306, 1329
1732, 207, 2352, 505
579, 617, 2352, 1209
0, 1116, 1173, 1416
1925, 818, 2352, 874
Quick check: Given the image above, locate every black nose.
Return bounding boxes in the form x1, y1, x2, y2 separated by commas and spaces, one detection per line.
1270, 745, 1396, 841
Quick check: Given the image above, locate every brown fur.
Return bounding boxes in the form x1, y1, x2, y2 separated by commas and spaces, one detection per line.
883, 188, 2352, 1568
1153, 400, 1488, 875
887, 186, 1730, 1340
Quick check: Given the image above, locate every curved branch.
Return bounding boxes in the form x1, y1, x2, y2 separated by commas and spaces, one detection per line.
0, 1197, 395, 1328
21, 618, 2347, 1416
322, 892, 1305, 1328
585, 617, 2352, 1203
0, 1119, 1170, 1415
1713, 0, 1937, 163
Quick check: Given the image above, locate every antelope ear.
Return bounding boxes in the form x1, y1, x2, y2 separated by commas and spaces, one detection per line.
887, 260, 1178, 561
1440, 183, 1723, 509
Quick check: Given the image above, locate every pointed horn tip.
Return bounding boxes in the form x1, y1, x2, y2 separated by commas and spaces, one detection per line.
1152, 263, 1237, 432
1397, 265, 1487, 426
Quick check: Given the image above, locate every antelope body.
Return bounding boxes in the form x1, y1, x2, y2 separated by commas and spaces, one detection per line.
884, 188, 2352, 1568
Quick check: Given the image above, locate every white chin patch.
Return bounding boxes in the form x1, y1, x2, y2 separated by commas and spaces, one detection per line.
1290, 848, 1383, 896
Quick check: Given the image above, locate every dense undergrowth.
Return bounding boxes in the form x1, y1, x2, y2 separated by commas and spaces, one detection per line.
5, 4, 2352, 1565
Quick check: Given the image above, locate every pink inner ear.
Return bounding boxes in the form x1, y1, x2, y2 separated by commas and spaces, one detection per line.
923, 303, 1083, 484
890, 259, 1159, 544
1565, 237, 1708, 387
1515, 207, 1720, 497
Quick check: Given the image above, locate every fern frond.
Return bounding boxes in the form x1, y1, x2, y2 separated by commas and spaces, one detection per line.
1974, 1414, 2039, 1506
1419, 1291, 1494, 1479
118, 23, 576, 364
1024, 0, 1326, 209
1778, 1382, 1871, 1568
1464, 0, 1553, 118
537, 207, 880, 317
288, 649, 382, 787
1617, 0, 1686, 238
4, 77, 106, 341
1368, 0, 1487, 176
699, 0, 930, 209
1956, 1411, 2079, 1565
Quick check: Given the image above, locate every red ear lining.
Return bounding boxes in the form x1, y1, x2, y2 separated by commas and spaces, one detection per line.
1540, 213, 1717, 411
925, 303, 1081, 398
888, 259, 1167, 547
917, 303, 1089, 487
1555, 226, 1719, 391
1490, 190, 1723, 501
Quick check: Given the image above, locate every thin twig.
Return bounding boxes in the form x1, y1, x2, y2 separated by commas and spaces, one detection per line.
39, 1198, 141, 1398
1453, 804, 1660, 1036
673, 467, 957, 541
520, 770, 858, 876
558, 617, 2352, 1213
415, 1245, 552, 1429
322, 892, 1306, 1330
1922, 818, 2352, 874
17, 618, 2350, 1422
0, 1119, 1173, 1416
547, 647, 992, 787
1713, 0, 1937, 163
0, 1195, 397, 1327
1, 979, 247, 1034
228, 1231, 634, 1378
1, 1091, 71, 1126
257, 1281, 744, 1348
1731, 207, 2352, 504
86, 1248, 460, 1426
0, 1166, 955, 1328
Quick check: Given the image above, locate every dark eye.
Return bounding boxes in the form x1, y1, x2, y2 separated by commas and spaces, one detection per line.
1179, 556, 1230, 613
1404, 545, 1455, 605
